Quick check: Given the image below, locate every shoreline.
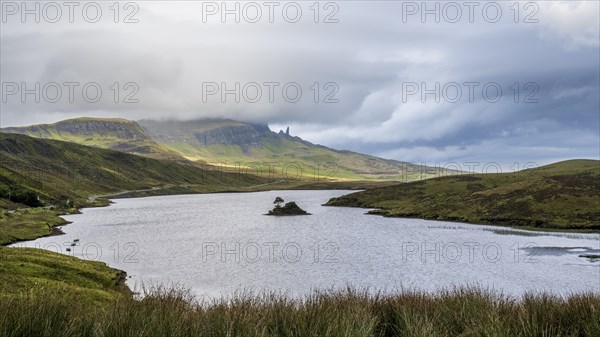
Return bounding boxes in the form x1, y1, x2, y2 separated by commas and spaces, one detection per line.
2, 187, 351, 298
91, 184, 600, 234
368, 209, 600, 234
320, 203, 600, 234
3, 188, 599, 311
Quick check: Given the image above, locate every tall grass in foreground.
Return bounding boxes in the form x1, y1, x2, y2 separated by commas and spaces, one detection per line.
1, 287, 599, 337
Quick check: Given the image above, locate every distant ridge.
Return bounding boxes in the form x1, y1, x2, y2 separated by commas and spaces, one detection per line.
2, 117, 450, 181
1, 118, 189, 163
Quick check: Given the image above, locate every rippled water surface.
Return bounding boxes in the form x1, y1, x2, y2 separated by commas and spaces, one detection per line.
15, 190, 600, 299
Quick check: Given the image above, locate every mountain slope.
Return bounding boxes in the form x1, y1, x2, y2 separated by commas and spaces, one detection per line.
0, 132, 259, 208
325, 159, 600, 230
139, 118, 444, 181
1, 118, 188, 163
2, 118, 448, 181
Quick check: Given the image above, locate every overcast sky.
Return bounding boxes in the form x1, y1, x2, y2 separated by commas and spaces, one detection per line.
1, 1, 598, 169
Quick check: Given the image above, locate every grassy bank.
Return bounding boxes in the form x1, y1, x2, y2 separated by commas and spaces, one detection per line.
0, 197, 113, 246
326, 160, 600, 231
1, 287, 599, 337
0, 247, 129, 304
0, 208, 70, 246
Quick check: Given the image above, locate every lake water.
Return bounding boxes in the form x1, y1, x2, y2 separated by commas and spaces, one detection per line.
13, 190, 600, 299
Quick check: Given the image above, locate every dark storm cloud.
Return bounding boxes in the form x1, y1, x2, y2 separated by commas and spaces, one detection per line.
1, 1, 598, 165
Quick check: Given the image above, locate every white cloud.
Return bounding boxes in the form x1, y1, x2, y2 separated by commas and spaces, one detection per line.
536, 1, 600, 48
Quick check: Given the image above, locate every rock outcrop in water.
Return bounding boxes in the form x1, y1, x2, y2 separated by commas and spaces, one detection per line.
267, 197, 310, 216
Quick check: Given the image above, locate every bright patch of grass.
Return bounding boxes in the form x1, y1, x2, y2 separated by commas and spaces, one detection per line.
0, 208, 69, 245
0, 247, 129, 305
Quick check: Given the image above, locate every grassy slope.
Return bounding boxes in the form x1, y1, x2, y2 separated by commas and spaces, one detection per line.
0, 247, 130, 304
0, 208, 71, 246
3, 117, 449, 181
0, 132, 262, 206
0, 117, 188, 162
139, 118, 452, 181
326, 159, 600, 231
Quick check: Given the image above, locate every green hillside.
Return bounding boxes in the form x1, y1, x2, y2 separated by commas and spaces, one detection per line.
0, 246, 130, 303
0, 118, 188, 163
2, 118, 450, 182
140, 119, 451, 181
326, 159, 600, 231
0, 132, 260, 207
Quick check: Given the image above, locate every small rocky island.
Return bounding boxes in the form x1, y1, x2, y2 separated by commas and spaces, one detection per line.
266, 197, 310, 216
